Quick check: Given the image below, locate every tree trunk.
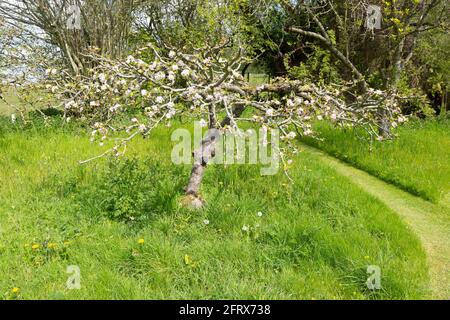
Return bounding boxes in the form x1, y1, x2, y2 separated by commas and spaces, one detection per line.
185, 129, 219, 198
182, 104, 245, 208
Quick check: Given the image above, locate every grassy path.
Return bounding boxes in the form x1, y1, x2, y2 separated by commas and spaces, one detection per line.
301, 144, 450, 300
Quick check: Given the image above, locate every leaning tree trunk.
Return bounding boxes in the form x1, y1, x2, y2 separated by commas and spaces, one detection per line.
182, 104, 245, 208
183, 130, 219, 208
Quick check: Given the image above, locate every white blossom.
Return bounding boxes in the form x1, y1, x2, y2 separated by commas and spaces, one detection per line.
286, 131, 297, 139
98, 73, 107, 83
154, 72, 165, 81
266, 108, 275, 117
167, 101, 175, 109
155, 96, 164, 104
181, 69, 190, 78
168, 51, 176, 59
166, 109, 176, 119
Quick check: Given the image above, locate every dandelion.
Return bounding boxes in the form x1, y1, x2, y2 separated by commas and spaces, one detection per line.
47, 243, 57, 249
137, 238, 145, 245
11, 287, 20, 294
203, 219, 210, 225
31, 244, 40, 250
257, 211, 263, 217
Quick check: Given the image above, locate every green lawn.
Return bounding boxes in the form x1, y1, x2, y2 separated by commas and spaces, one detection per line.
0, 118, 429, 299
301, 118, 450, 205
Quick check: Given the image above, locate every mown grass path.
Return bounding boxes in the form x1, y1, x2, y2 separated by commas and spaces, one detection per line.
301, 144, 450, 299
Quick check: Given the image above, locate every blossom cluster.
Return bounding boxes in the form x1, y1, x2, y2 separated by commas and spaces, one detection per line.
43, 42, 406, 160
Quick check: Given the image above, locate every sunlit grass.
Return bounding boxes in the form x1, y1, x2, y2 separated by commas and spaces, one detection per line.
0, 117, 429, 299
302, 118, 450, 205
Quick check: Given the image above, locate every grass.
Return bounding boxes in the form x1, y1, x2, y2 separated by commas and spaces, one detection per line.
301, 118, 450, 205
0, 116, 430, 300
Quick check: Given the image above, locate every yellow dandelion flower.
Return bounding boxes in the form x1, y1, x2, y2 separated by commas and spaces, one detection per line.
137, 238, 145, 245
31, 244, 40, 250
11, 287, 20, 294
47, 243, 57, 249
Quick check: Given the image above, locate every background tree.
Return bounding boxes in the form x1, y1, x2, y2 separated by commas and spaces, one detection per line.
0, 0, 144, 74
